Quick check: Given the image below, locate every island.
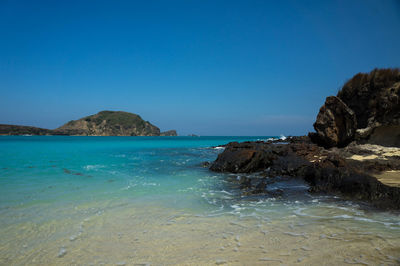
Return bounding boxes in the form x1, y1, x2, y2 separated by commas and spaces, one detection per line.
0, 111, 177, 136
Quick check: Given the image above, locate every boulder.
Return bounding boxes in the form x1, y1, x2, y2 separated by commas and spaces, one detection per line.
210, 142, 277, 173
310, 96, 357, 148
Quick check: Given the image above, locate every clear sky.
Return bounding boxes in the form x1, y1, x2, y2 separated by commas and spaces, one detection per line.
1, 0, 399, 136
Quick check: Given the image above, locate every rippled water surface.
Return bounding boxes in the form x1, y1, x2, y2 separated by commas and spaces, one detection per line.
0, 136, 399, 265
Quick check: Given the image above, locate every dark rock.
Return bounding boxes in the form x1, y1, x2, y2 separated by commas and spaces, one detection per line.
210, 142, 277, 173
210, 138, 400, 210
210, 139, 319, 175
298, 155, 400, 209
241, 178, 269, 195
310, 96, 357, 148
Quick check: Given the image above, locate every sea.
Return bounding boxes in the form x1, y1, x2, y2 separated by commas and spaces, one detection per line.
0, 136, 399, 265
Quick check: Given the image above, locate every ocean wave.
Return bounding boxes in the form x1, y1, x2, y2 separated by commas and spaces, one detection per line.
84, 164, 105, 170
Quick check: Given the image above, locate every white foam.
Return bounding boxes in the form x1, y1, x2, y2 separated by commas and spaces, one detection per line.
84, 164, 105, 170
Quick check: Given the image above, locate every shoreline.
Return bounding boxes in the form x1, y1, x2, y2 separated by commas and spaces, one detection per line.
0, 136, 399, 265
209, 136, 400, 210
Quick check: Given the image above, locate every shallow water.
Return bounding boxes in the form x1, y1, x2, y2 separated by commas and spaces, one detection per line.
0, 136, 399, 265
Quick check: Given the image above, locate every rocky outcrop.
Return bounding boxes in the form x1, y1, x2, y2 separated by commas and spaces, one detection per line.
210, 137, 400, 209
309, 96, 357, 148
160, 130, 178, 136
210, 68, 400, 210
310, 68, 400, 147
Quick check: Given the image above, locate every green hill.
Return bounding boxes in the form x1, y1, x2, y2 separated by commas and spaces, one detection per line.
55, 111, 173, 136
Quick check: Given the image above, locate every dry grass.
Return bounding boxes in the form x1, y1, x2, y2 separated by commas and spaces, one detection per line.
337, 68, 400, 98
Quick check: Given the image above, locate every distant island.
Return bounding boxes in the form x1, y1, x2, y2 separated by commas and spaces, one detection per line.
0, 111, 177, 136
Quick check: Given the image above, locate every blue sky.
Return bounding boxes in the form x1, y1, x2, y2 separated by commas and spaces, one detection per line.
1, 0, 399, 135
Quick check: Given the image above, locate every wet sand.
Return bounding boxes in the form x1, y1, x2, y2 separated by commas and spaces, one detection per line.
1, 201, 399, 265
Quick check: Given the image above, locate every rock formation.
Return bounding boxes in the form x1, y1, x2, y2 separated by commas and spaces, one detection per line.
210, 68, 400, 210
310, 68, 400, 147
309, 96, 357, 148
210, 137, 400, 209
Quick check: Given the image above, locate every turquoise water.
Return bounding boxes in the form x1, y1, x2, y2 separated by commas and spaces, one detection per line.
0, 136, 269, 214
0, 136, 399, 265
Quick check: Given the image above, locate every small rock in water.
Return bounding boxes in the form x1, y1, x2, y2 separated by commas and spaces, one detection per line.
222, 234, 227, 239
22, 244, 28, 248
235, 235, 240, 242
58, 247, 67, 258
236, 242, 241, 247
319, 234, 326, 239
116, 262, 126, 266
297, 257, 305, 262
233, 247, 239, 252
215, 259, 227, 265
220, 247, 225, 251
70, 235, 77, 241
301, 246, 312, 251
